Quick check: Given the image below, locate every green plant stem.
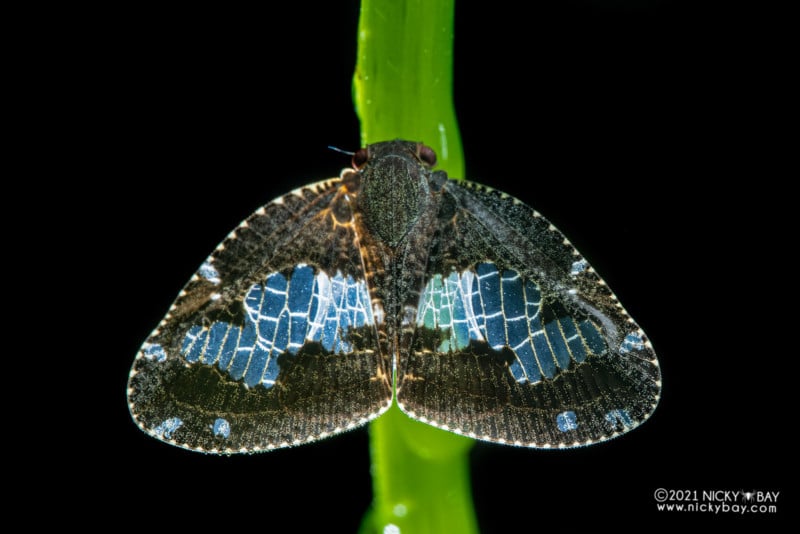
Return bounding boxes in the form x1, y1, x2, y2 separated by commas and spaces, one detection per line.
354, 0, 464, 179
353, 1, 477, 533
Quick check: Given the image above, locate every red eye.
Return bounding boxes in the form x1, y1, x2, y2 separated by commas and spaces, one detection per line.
418, 144, 437, 167
352, 148, 369, 169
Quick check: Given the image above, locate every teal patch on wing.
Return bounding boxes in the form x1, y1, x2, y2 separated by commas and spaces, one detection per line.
415, 271, 473, 351
181, 264, 374, 389
416, 262, 608, 384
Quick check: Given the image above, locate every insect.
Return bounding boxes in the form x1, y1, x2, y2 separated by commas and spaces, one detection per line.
127, 140, 661, 453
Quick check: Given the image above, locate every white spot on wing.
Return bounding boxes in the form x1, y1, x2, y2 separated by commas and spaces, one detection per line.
199, 260, 221, 285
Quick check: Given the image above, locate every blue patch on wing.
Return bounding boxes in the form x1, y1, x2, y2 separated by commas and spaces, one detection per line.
556, 411, 578, 432
604, 409, 633, 428
153, 417, 183, 439
212, 418, 231, 439
416, 262, 608, 384
180, 264, 374, 389
619, 332, 645, 354
143, 343, 167, 362
570, 259, 588, 276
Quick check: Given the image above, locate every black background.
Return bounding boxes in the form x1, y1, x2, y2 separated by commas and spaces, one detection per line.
79, 1, 789, 531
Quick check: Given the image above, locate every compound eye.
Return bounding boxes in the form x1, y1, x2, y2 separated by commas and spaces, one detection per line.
418, 144, 437, 167
352, 148, 369, 169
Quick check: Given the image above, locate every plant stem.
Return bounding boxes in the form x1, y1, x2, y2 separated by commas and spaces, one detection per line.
354, 0, 464, 178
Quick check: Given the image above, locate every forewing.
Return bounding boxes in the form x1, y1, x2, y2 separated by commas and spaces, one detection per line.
397, 178, 661, 447
127, 179, 392, 453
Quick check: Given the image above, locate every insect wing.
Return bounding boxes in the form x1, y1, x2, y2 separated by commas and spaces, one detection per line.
397, 178, 661, 448
127, 178, 392, 453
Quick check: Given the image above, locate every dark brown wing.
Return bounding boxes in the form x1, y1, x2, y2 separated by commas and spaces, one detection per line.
127, 178, 392, 453
396, 178, 661, 448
